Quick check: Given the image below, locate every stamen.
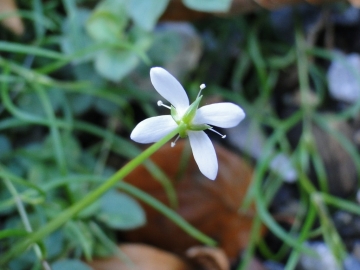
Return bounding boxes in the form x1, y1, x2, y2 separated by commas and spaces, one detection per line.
171, 135, 180, 147
157, 100, 171, 109
209, 128, 226, 139
197, 83, 206, 98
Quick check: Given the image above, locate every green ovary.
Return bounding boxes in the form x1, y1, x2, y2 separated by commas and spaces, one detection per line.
171, 95, 210, 138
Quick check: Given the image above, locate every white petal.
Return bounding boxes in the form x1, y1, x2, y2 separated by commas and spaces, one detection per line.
192, 103, 245, 128
188, 131, 217, 180
150, 67, 189, 113
130, 115, 177, 143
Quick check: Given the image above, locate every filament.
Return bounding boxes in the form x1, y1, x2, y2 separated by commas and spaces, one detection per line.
171, 135, 180, 147
209, 128, 226, 139
197, 83, 206, 98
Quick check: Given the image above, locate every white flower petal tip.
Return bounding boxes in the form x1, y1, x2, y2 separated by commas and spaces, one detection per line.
188, 131, 218, 180
193, 102, 245, 128
150, 67, 189, 113
130, 115, 177, 144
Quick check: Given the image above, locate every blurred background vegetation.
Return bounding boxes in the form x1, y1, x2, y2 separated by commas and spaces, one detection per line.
1, 0, 360, 269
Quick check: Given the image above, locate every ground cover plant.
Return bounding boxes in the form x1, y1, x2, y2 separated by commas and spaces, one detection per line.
1, 0, 360, 269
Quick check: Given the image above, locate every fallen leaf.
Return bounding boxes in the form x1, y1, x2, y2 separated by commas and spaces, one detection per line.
0, 0, 24, 36
186, 246, 229, 270
88, 243, 190, 270
122, 140, 264, 261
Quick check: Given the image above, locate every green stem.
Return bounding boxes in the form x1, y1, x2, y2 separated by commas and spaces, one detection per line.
0, 127, 182, 265
2, 178, 51, 270
236, 216, 262, 270
285, 204, 317, 270
311, 193, 347, 261
36, 86, 73, 204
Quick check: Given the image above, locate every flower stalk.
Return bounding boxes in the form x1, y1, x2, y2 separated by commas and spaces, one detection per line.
0, 125, 215, 265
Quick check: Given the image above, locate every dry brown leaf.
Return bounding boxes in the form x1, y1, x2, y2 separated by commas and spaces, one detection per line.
88, 244, 191, 270
186, 246, 230, 270
122, 140, 264, 261
0, 0, 24, 36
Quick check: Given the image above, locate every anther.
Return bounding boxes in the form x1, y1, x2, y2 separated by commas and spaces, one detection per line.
171, 135, 180, 147
157, 100, 171, 109
197, 83, 206, 98
209, 128, 226, 139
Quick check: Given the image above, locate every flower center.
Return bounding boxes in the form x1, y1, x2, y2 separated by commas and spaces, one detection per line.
157, 83, 227, 146
181, 95, 202, 125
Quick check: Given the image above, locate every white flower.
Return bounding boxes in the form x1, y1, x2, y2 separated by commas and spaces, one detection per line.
130, 67, 245, 180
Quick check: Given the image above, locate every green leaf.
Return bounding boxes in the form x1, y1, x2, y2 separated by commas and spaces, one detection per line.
61, 8, 95, 64
92, 23, 152, 82
52, 259, 92, 270
97, 190, 146, 230
8, 250, 36, 270
86, 0, 128, 43
127, 0, 170, 31
183, 0, 232, 12
45, 231, 65, 259
94, 49, 139, 82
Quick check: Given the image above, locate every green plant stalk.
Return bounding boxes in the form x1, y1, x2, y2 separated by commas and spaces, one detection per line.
249, 129, 313, 255
2, 178, 51, 270
36, 86, 68, 176
236, 216, 262, 270
0, 56, 88, 90
36, 86, 74, 206
0, 126, 214, 265
89, 221, 134, 267
312, 193, 347, 262
285, 204, 317, 270
0, 173, 216, 248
